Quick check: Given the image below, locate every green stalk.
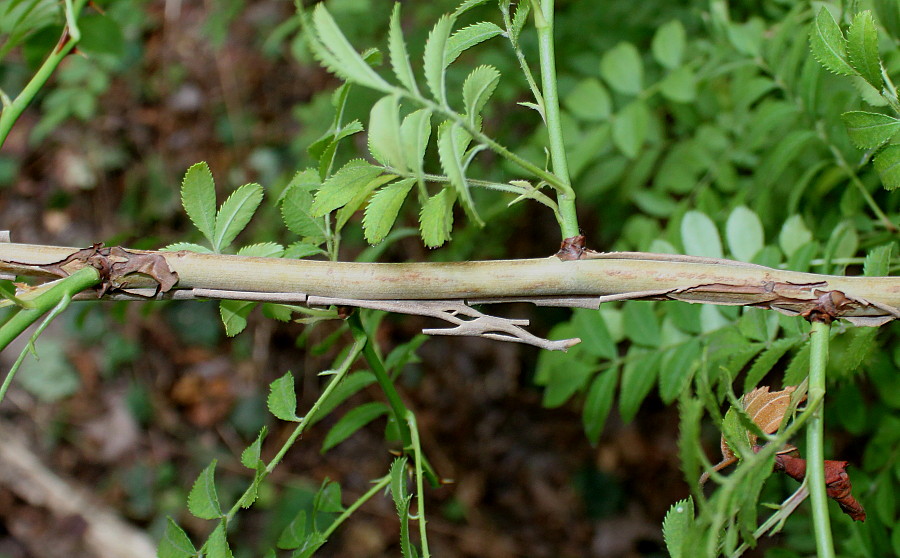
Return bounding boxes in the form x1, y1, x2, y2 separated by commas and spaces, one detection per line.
0, 266, 100, 351
535, 0, 579, 238
348, 312, 440, 486
407, 411, 430, 558
807, 320, 835, 558
320, 474, 391, 539
0, 0, 89, 147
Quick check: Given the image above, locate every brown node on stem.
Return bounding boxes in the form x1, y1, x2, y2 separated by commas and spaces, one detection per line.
556, 235, 587, 261
801, 290, 851, 324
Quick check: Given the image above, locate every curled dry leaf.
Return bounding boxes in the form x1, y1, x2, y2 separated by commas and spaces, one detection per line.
702, 386, 804, 484
773, 452, 866, 521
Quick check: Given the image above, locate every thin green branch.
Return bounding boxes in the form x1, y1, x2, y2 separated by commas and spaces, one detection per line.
224, 335, 366, 523
0, 290, 73, 404
0, 266, 100, 351
349, 312, 440, 486
535, 0, 578, 238
807, 320, 835, 558
407, 411, 430, 558
321, 474, 392, 539
0, 0, 90, 147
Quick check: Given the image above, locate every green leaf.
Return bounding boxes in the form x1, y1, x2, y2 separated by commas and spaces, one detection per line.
219, 300, 255, 337
401, 109, 432, 192
864, 243, 893, 276
181, 162, 217, 244
841, 111, 900, 148
681, 210, 723, 258
79, 13, 125, 56
321, 401, 389, 452
659, 66, 696, 103
268, 372, 301, 422
314, 479, 344, 513
809, 7, 855, 76
583, 368, 618, 444
743, 337, 801, 392
277, 510, 307, 550
445, 21, 503, 66
572, 308, 616, 359
335, 172, 397, 230
623, 301, 661, 347
563, 78, 611, 122
282, 187, 327, 241
721, 407, 752, 460
662, 497, 694, 558
241, 427, 268, 469
437, 121, 482, 225
369, 95, 406, 170
311, 159, 384, 217
237, 242, 284, 258
778, 215, 813, 257
284, 241, 327, 259
419, 188, 456, 248
619, 350, 662, 422
309, 4, 390, 91
612, 100, 649, 158
462, 65, 500, 126
875, 144, 900, 190
423, 14, 453, 105
726, 206, 764, 262
652, 20, 686, 69
875, 0, 900, 41
659, 339, 700, 404
206, 523, 233, 558
188, 460, 222, 519
453, 0, 492, 17
600, 41, 643, 95
157, 518, 196, 558
388, 3, 419, 95
213, 183, 263, 253
540, 357, 595, 408
307, 372, 377, 427
847, 11, 882, 89
363, 178, 415, 244
161, 242, 213, 254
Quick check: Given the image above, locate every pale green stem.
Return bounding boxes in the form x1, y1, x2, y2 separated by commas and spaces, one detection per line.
535, 0, 579, 238
807, 320, 835, 558
0, 0, 89, 147
0, 291, 73, 404
407, 411, 430, 558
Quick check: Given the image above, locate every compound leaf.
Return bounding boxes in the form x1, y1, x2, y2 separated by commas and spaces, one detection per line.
600, 41, 643, 95
188, 460, 222, 520
388, 3, 419, 94
158, 518, 196, 558
268, 371, 301, 422
847, 11, 882, 89
462, 65, 500, 126
213, 183, 263, 253
363, 178, 415, 244
321, 401, 389, 452
423, 14, 453, 105
842, 111, 900, 148
446, 21, 503, 66
874, 144, 900, 190
181, 162, 217, 245
652, 20, 686, 69
809, 7, 855, 76
369, 94, 406, 170
419, 188, 456, 248
311, 159, 384, 216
